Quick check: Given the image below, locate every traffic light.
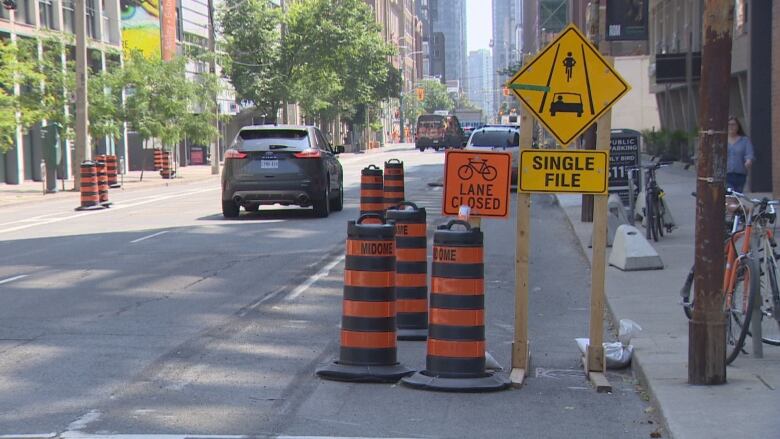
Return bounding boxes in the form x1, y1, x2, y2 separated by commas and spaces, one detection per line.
2, 0, 17, 9
415, 88, 424, 101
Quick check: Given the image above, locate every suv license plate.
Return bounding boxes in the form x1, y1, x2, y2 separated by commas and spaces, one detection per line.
261, 159, 278, 169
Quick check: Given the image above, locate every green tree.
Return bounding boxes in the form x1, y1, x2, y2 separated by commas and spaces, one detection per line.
219, 0, 283, 119
88, 65, 124, 151
419, 79, 454, 114
0, 39, 44, 153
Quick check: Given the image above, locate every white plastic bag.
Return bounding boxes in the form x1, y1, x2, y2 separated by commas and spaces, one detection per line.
576, 319, 642, 369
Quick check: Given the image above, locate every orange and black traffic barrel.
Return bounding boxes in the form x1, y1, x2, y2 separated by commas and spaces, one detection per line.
383, 159, 404, 211
386, 202, 428, 340
106, 154, 120, 188
75, 161, 103, 211
153, 148, 163, 170
360, 165, 384, 220
95, 155, 112, 207
160, 151, 174, 179
402, 220, 510, 392
316, 213, 414, 382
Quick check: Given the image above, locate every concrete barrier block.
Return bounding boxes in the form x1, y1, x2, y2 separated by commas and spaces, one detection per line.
609, 225, 664, 271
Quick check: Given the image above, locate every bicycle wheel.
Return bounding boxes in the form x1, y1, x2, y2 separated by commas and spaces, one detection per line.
758, 256, 780, 345
645, 192, 658, 241
483, 165, 498, 181
458, 164, 474, 180
654, 197, 665, 239
725, 256, 759, 365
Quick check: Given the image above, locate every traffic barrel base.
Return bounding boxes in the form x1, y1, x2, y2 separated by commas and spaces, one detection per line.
316, 214, 414, 383
386, 201, 428, 341
401, 220, 510, 393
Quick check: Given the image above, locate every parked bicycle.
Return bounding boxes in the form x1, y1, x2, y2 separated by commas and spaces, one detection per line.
680, 190, 764, 364
630, 161, 676, 241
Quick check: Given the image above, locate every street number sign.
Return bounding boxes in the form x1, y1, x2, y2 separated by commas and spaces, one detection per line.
443, 150, 512, 218
519, 150, 609, 194
507, 24, 631, 147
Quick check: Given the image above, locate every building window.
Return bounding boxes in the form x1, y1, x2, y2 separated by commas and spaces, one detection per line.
734, 0, 747, 35
39, 0, 55, 29
86, 0, 97, 38
63, 0, 75, 33
14, 0, 35, 24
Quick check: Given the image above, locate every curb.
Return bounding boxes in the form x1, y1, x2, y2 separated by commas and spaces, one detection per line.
555, 193, 673, 439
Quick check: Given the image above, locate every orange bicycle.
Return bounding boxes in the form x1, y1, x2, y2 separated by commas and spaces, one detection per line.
680, 190, 760, 364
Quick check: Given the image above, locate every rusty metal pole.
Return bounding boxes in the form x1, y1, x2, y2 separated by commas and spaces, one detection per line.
580, 0, 600, 222
689, 0, 734, 385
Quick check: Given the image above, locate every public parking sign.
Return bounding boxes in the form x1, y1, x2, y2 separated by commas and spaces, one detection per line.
609, 129, 641, 205
443, 150, 512, 218
519, 150, 609, 194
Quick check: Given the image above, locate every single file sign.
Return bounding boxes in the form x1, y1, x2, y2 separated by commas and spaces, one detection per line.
443, 150, 512, 218
519, 150, 609, 194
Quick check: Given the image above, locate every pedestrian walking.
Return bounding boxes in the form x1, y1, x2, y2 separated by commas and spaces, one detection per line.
726, 116, 754, 192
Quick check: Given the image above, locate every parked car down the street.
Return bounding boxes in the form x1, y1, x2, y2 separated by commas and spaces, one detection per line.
221, 125, 344, 218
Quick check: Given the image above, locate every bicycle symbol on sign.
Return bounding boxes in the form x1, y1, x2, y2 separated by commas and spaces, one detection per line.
458, 158, 498, 181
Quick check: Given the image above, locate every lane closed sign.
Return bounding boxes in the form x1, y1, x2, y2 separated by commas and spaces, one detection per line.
443, 150, 512, 218
519, 150, 608, 194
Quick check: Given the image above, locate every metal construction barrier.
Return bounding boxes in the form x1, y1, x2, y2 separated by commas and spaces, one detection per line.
316, 214, 414, 382
360, 165, 385, 220
386, 202, 428, 341
402, 220, 510, 392
383, 159, 405, 211
75, 161, 103, 211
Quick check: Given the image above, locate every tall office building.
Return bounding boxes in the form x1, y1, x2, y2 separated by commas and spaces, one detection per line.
492, 0, 522, 116
429, 0, 467, 91
468, 49, 494, 115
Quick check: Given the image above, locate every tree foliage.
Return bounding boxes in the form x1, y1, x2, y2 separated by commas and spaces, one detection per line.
419, 79, 454, 114
0, 39, 44, 153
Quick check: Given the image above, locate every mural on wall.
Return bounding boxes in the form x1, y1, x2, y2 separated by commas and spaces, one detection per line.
121, 0, 161, 58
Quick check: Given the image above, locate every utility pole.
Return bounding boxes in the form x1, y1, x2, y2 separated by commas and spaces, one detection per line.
689, 0, 734, 385
74, 0, 89, 189
207, 0, 220, 175
580, 0, 599, 222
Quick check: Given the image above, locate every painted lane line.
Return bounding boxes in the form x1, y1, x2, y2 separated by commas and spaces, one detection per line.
285, 254, 346, 302
130, 231, 169, 244
0, 275, 28, 285
0, 187, 217, 235
66, 410, 102, 432
58, 434, 415, 439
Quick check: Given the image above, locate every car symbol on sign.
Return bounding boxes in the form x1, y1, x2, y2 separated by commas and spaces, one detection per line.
549, 92, 584, 117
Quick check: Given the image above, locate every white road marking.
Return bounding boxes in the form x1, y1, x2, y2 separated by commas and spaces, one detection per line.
0, 188, 217, 235
0, 275, 28, 285
66, 410, 102, 432
58, 435, 415, 439
129, 231, 169, 244
0, 434, 56, 439
285, 254, 345, 302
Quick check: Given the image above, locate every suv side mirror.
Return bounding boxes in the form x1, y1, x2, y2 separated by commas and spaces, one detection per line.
335, 145, 345, 154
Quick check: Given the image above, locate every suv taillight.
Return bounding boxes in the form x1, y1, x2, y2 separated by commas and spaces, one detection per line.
293, 149, 321, 158
224, 149, 247, 159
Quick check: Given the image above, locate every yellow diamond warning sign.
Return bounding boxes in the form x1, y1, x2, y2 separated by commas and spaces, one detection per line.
507, 24, 630, 147
519, 150, 609, 194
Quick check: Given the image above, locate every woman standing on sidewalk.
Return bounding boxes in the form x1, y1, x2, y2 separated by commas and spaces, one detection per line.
726, 116, 755, 192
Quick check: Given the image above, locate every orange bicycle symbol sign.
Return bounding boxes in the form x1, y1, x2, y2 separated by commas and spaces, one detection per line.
443, 150, 512, 218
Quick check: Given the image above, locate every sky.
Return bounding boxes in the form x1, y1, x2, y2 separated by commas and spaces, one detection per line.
466, 0, 493, 53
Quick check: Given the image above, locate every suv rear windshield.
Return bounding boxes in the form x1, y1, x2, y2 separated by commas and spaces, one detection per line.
237, 129, 310, 149
470, 130, 519, 147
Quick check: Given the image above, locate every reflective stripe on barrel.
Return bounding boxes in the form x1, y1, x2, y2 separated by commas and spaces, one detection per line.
161, 151, 173, 179
106, 155, 118, 186
153, 148, 163, 170
386, 202, 428, 336
95, 156, 109, 203
340, 216, 397, 366
79, 161, 99, 207
360, 165, 384, 219
383, 159, 404, 210
427, 220, 487, 378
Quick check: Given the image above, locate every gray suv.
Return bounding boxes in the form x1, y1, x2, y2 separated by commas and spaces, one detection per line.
221, 125, 344, 218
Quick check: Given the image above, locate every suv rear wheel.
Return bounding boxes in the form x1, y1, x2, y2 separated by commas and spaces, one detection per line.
330, 177, 344, 212
313, 182, 330, 218
222, 200, 239, 218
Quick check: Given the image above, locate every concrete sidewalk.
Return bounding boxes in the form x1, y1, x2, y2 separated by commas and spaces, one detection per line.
557, 166, 780, 439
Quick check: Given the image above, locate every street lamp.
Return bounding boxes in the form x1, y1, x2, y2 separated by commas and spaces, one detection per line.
398, 46, 424, 143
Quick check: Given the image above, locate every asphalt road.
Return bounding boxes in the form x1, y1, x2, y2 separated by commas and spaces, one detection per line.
0, 145, 660, 438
